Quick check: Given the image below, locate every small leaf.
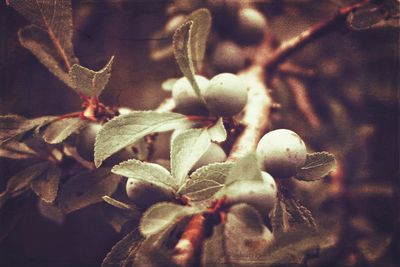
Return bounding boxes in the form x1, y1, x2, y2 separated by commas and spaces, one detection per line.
179, 162, 234, 203
295, 152, 336, 181
224, 153, 263, 186
31, 164, 61, 203
357, 234, 391, 262
207, 118, 227, 142
171, 129, 211, 186
172, 9, 211, 96
18, 25, 74, 87
140, 202, 197, 237
271, 197, 286, 237
42, 117, 87, 144
280, 187, 317, 231
0, 162, 51, 207
101, 229, 144, 267
185, 8, 212, 70
0, 115, 55, 145
69, 56, 114, 97
102, 196, 138, 212
37, 200, 65, 224
57, 168, 121, 213
9, 0, 78, 69
347, 4, 387, 30
134, 220, 186, 267
112, 159, 177, 191
94, 111, 193, 167
0, 140, 37, 159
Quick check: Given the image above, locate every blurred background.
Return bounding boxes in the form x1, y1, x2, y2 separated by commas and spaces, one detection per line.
0, 0, 398, 266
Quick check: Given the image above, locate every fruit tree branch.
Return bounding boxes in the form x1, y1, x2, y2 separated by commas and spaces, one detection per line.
265, 1, 368, 74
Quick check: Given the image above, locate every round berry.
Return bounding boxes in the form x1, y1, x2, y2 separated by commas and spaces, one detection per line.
212, 40, 246, 73
172, 75, 209, 115
76, 123, 102, 161
256, 129, 307, 178
235, 8, 267, 45
225, 172, 277, 219
192, 143, 227, 171
203, 73, 247, 117
126, 178, 175, 209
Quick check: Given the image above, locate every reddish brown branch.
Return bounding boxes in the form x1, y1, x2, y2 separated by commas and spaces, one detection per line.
265, 1, 368, 73
172, 214, 207, 267
286, 76, 320, 128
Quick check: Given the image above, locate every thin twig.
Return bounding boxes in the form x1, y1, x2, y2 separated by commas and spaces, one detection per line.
265, 1, 368, 74
285, 76, 320, 128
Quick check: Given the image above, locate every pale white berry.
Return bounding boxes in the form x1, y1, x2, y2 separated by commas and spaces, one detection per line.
256, 129, 307, 178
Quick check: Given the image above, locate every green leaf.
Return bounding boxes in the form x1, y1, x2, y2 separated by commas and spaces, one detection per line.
357, 234, 391, 262
102, 195, 138, 212
271, 197, 286, 237
224, 153, 263, 186
30, 164, 61, 203
69, 56, 114, 97
0, 115, 55, 145
134, 219, 186, 267
207, 118, 227, 142
0, 140, 37, 159
280, 187, 317, 231
37, 200, 65, 224
101, 229, 144, 267
42, 117, 87, 144
18, 25, 74, 87
112, 159, 177, 191
172, 9, 211, 96
0, 162, 51, 207
185, 9, 212, 71
171, 128, 211, 186
179, 162, 234, 203
139, 202, 198, 237
347, 4, 386, 30
8, 0, 78, 70
224, 204, 274, 262
94, 111, 192, 167
173, 21, 201, 96
295, 152, 336, 181
57, 167, 121, 213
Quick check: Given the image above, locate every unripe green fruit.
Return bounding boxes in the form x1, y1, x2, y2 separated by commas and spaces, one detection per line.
235, 8, 267, 45
126, 178, 175, 209
76, 123, 102, 161
192, 143, 227, 171
172, 75, 209, 115
225, 172, 277, 219
76, 123, 133, 165
256, 129, 307, 178
212, 41, 246, 73
203, 73, 247, 117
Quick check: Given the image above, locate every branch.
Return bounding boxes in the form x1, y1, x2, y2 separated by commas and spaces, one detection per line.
227, 65, 272, 161
265, 1, 368, 73
285, 76, 320, 128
